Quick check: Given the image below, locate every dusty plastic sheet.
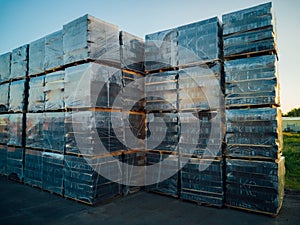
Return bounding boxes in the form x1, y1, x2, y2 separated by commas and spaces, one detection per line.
44, 30, 64, 71
145, 28, 178, 71
225, 55, 279, 107
180, 158, 224, 207
9, 80, 26, 112
28, 75, 45, 112
43, 112, 65, 152
10, 44, 28, 80
178, 17, 222, 65
226, 108, 282, 159
0, 83, 9, 112
0, 52, 11, 83
44, 71, 65, 110
26, 113, 44, 149
24, 149, 43, 188
29, 37, 45, 75
145, 152, 178, 197
0, 145, 7, 175
7, 114, 23, 147
63, 154, 122, 204
119, 31, 145, 72
42, 152, 64, 195
6, 146, 24, 181
226, 157, 285, 215
146, 113, 178, 152
0, 114, 9, 144
64, 63, 122, 109
63, 14, 120, 66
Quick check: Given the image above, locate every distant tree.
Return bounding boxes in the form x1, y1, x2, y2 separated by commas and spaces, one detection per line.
283, 107, 300, 117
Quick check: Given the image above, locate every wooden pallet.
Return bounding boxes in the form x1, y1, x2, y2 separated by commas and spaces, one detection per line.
225, 204, 280, 217
145, 66, 178, 75
224, 49, 278, 61
44, 65, 65, 74
65, 107, 122, 113
178, 59, 222, 70
225, 103, 280, 110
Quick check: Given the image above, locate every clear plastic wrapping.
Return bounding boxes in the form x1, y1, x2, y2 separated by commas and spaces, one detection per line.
9, 80, 27, 112
26, 113, 44, 149
44, 71, 65, 111
0, 145, 7, 175
6, 146, 24, 181
0, 83, 9, 112
10, 44, 28, 80
0, 114, 9, 144
0, 52, 11, 83
226, 157, 285, 215
8, 113, 24, 147
226, 108, 282, 159
28, 75, 45, 112
44, 30, 63, 71
29, 37, 45, 75
119, 31, 145, 72
24, 149, 43, 187
180, 158, 224, 207
63, 14, 120, 66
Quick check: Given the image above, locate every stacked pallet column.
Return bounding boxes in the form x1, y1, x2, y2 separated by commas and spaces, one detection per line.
223, 2, 285, 216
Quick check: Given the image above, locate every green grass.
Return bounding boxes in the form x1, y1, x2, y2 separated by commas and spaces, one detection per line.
283, 132, 300, 190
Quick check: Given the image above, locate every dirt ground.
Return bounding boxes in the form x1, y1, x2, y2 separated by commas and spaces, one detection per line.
0, 176, 299, 225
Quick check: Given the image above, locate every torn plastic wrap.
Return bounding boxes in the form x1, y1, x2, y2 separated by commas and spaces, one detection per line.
0, 52, 11, 83
226, 108, 282, 159
26, 113, 44, 149
0, 83, 9, 112
119, 31, 145, 72
28, 75, 45, 112
146, 113, 178, 152
10, 44, 28, 80
226, 157, 285, 215
225, 55, 279, 107
29, 37, 45, 75
24, 149, 43, 188
42, 152, 64, 195
145, 28, 178, 71
0, 145, 7, 175
63, 14, 120, 67
180, 158, 224, 207
44, 30, 63, 71
43, 112, 65, 153
44, 71, 65, 111
145, 71, 177, 112
63, 154, 122, 205
64, 63, 122, 109
6, 146, 24, 181
9, 80, 27, 112
7, 114, 24, 147
145, 152, 178, 197
178, 17, 222, 65
0, 114, 9, 144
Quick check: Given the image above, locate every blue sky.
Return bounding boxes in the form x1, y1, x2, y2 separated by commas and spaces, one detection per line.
0, 0, 298, 113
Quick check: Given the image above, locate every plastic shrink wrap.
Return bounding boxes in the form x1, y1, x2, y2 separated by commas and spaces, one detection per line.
44, 71, 65, 110
29, 37, 45, 75
0, 145, 7, 175
0, 52, 11, 83
0, 83, 9, 112
9, 80, 27, 112
7, 114, 24, 147
24, 149, 43, 187
7, 146, 24, 181
10, 45, 28, 80
28, 75, 45, 112
44, 30, 64, 71
26, 113, 44, 149
0, 114, 9, 144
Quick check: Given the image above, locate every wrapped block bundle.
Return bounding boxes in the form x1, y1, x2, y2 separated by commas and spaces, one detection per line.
7, 113, 24, 147
120, 31, 145, 72
28, 75, 45, 112
44, 30, 64, 71
145, 71, 177, 112
6, 146, 24, 181
146, 113, 178, 152
223, 2, 276, 56
0, 83, 9, 112
65, 63, 122, 109
0, 52, 11, 83
145, 152, 178, 197
226, 157, 285, 216
0, 114, 9, 144
63, 14, 120, 66
44, 71, 65, 111
63, 154, 122, 204
29, 37, 45, 75
26, 113, 44, 149
42, 152, 64, 195
226, 108, 282, 159
24, 149, 43, 188
145, 28, 178, 71
9, 80, 27, 112
10, 44, 28, 80
225, 55, 279, 107
0, 145, 7, 175
180, 158, 224, 207
178, 17, 222, 65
